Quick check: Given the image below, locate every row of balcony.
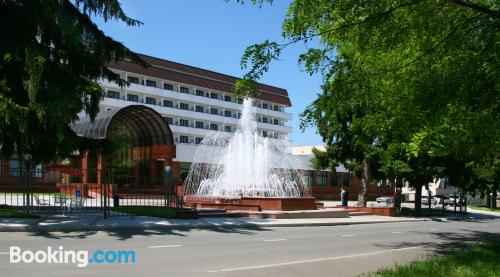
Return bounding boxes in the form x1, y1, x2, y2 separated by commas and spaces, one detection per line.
100, 79, 293, 121
101, 97, 293, 134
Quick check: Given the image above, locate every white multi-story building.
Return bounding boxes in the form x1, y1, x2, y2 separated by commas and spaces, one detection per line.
98, 54, 293, 168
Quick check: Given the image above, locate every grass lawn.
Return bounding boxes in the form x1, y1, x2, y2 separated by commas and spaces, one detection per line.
111, 206, 177, 218
365, 242, 500, 277
469, 205, 500, 213
0, 205, 39, 218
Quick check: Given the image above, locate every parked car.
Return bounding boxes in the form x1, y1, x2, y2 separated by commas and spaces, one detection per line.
376, 195, 394, 204
444, 194, 465, 206
421, 196, 437, 205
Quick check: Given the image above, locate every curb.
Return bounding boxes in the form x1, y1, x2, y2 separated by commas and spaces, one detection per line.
0, 218, 430, 233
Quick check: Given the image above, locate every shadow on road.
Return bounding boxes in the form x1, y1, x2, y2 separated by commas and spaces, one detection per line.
373, 221, 500, 256
26, 224, 272, 241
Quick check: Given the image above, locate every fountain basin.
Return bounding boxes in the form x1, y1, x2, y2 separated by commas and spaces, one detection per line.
186, 196, 318, 211
240, 197, 317, 211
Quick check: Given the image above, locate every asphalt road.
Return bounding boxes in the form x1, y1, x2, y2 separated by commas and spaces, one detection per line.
0, 217, 498, 277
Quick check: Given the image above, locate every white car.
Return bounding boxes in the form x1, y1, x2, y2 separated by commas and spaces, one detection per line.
421, 197, 437, 205
376, 196, 394, 204
444, 194, 465, 206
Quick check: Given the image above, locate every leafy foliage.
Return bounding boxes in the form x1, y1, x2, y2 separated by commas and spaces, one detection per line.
0, 0, 146, 162
235, 0, 500, 211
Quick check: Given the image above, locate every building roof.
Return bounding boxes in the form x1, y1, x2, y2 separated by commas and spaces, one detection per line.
70, 105, 174, 147
292, 145, 326, 156
107, 53, 292, 106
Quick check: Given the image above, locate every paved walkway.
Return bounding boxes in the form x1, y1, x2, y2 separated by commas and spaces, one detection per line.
1, 207, 498, 232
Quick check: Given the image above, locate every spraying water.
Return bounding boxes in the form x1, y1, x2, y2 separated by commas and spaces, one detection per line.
183, 98, 310, 198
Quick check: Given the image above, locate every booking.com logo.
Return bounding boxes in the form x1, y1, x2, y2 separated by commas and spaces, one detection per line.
9, 246, 136, 267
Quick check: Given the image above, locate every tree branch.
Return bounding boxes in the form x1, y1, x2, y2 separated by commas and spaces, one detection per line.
448, 0, 500, 19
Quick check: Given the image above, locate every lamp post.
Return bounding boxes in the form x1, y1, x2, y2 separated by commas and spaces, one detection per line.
163, 165, 173, 217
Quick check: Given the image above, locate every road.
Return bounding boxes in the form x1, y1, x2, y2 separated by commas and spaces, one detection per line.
0, 216, 498, 277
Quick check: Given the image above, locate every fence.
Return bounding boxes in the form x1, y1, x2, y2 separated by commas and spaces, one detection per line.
0, 167, 185, 218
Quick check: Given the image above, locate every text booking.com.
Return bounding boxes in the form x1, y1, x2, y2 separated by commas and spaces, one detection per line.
9, 246, 136, 267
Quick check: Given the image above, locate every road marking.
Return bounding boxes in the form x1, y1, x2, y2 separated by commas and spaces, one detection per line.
429, 228, 439, 231
209, 246, 422, 272
264, 239, 287, 242
391, 231, 404, 234
341, 234, 356, 237
148, 244, 182, 249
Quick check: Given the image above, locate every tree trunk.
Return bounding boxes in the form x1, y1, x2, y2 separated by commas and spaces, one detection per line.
414, 184, 422, 216
394, 178, 403, 215
425, 183, 431, 215
492, 190, 497, 209
358, 157, 370, 207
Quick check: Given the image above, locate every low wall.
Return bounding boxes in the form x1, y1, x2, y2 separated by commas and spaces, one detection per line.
338, 205, 396, 216
240, 197, 317, 211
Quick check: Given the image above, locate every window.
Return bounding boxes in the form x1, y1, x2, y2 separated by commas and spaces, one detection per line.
302, 170, 313, 186
145, 97, 156, 105
146, 80, 156, 87
127, 76, 139, 84
180, 86, 189, 94
195, 105, 204, 113
179, 119, 189, 127
224, 126, 232, 132
273, 119, 279, 125
262, 117, 268, 124
127, 94, 139, 102
237, 112, 241, 118
331, 173, 339, 186
210, 123, 218, 131
317, 171, 328, 186
274, 105, 279, 111
180, 103, 189, 110
106, 90, 120, 99
262, 131, 268, 137
195, 121, 204, 129
224, 110, 232, 117
237, 99, 243, 104
195, 137, 203, 144
262, 103, 268, 109
195, 89, 204, 96
210, 108, 218, 115
210, 93, 218, 99
166, 117, 173, 125
9, 159, 20, 177
224, 95, 232, 102
179, 136, 189, 143
163, 100, 173, 107
342, 173, 352, 187
163, 83, 173, 90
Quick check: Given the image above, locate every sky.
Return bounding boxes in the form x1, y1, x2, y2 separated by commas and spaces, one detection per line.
94, 0, 324, 146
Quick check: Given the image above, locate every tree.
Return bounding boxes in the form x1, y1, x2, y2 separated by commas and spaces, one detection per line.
234, 0, 499, 212
0, 0, 146, 163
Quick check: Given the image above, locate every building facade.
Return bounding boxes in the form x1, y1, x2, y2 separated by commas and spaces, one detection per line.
291, 146, 394, 200
96, 54, 293, 176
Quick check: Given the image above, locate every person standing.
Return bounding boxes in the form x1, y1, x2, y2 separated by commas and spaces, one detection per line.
341, 187, 348, 206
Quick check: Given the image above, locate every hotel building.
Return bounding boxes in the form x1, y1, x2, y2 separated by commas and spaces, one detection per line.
98, 54, 292, 173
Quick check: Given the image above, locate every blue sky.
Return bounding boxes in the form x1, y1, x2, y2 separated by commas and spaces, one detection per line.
94, 0, 324, 146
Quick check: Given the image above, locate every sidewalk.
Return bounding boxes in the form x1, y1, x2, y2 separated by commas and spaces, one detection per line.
1, 210, 497, 232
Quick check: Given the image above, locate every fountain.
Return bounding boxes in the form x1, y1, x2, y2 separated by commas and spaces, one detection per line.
183, 98, 317, 211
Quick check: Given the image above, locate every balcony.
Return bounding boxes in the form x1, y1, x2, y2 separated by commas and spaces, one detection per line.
99, 79, 293, 120
100, 97, 293, 134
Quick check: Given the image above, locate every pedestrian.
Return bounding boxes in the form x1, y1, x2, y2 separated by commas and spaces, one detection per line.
341, 187, 348, 206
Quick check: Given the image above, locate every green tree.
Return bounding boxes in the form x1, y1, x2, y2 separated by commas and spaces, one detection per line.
234, 0, 499, 212
0, 0, 146, 163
